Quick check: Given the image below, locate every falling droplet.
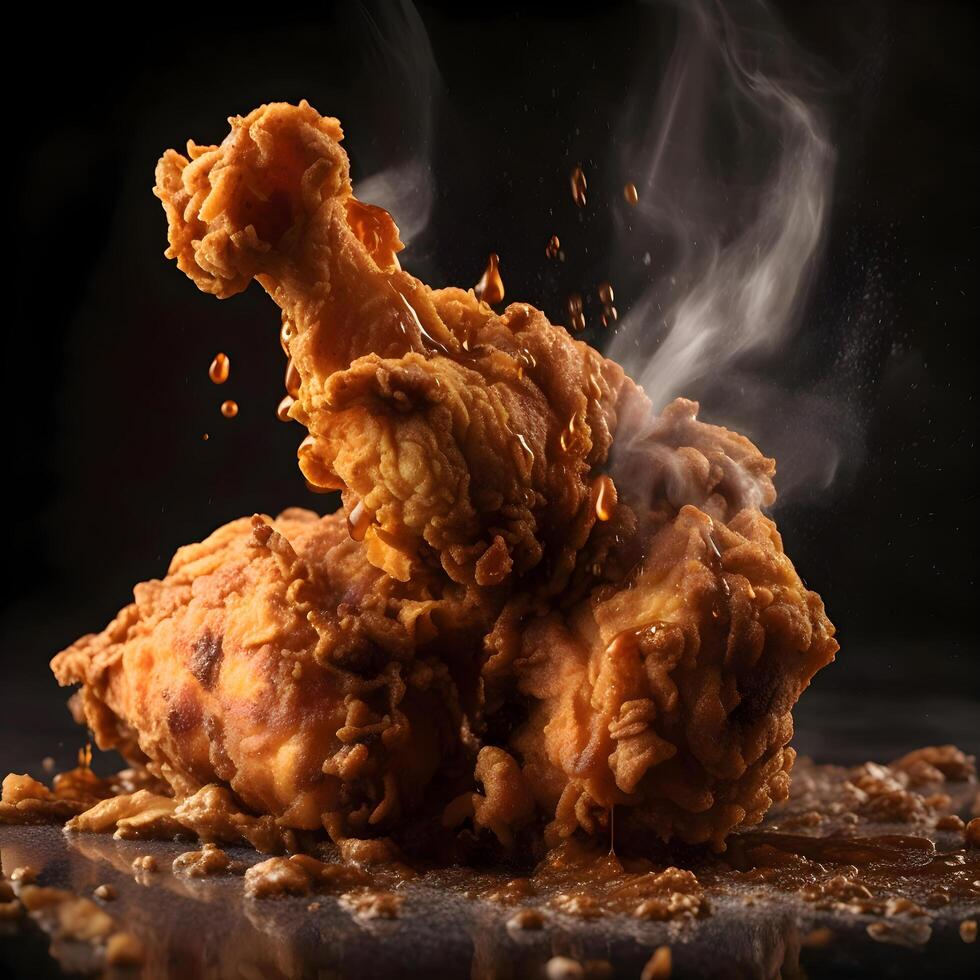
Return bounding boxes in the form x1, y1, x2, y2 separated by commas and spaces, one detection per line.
202, 433, 209, 441
567, 294, 586, 333
623, 182, 639, 205
545, 235, 561, 259
600, 305, 618, 328
285, 360, 301, 398
347, 499, 373, 542
220, 400, 238, 418
570, 165, 587, 208
209, 352, 230, 385
595, 474, 617, 522
474, 253, 505, 305
598, 282, 615, 305
277, 395, 295, 422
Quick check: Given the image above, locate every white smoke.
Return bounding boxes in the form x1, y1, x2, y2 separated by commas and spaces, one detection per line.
609, 0, 859, 505
351, 0, 440, 245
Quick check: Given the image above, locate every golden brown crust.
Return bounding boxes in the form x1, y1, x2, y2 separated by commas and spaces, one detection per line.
43, 101, 839, 857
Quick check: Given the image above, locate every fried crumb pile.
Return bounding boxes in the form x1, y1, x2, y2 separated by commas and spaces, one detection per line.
19, 101, 839, 858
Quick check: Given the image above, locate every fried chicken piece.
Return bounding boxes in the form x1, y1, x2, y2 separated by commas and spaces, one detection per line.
47, 101, 837, 856
154, 100, 645, 590
52, 509, 491, 842
508, 504, 837, 850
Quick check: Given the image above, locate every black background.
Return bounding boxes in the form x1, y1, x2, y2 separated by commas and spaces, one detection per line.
3, 1, 977, 770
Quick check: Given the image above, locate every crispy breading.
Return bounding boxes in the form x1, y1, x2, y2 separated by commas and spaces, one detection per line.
46, 102, 837, 855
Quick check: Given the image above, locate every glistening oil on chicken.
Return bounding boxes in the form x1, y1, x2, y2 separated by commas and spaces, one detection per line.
18, 101, 840, 860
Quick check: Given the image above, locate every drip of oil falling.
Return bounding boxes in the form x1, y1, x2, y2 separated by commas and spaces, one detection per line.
570, 165, 587, 208
623, 182, 639, 205
220, 400, 238, 418
601, 305, 618, 328
285, 360, 301, 398
474, 253, 505, 305
560, 412, 581, 453
598, 282, 615, 305
347, 499, 373, 542
545, 235, 561, 259
78, 743, 93, 770
567, 293, 586, 333
280, 318, 295, 355
277, 395, 295, 422
202, 433, 209, 441
209, 352, 230, 385
595, 474, 616, 522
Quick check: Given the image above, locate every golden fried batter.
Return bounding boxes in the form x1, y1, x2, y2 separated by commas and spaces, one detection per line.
49, 101, 837, 856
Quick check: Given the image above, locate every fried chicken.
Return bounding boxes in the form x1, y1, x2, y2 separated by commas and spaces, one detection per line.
53, 509, 491, 843
49, 101, 837, 855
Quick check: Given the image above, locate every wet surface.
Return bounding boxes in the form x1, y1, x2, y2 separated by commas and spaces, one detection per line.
2, 752, 978, 979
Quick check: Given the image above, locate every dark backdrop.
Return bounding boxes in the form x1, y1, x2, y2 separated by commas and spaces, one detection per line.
4, 1, 978, 771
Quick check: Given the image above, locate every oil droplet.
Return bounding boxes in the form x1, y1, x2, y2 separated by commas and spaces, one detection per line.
277, 394, 295, 422
474, 253, 505, 305
567, 293, 586, 333
78, 743, 93, 770
209, 352, 230, 384
545, 235, 561, 259
202, 433, 209, 441
598, 282, 615, 305
594, 474, 617, 522
285, 360, 301, 398
560, 412, 581, 453
623, 182, 639, 205
280, 318, 295, 355
570, 165, 587, 208
220, 400, 238, 418
345, 198, 401, 268
347, 499, 373, 542
516, 433, 535, 468
600, 305, 618, 328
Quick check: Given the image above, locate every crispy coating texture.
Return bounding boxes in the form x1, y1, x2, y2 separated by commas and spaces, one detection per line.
50, 101, 838, 855
53, 510, 491, 842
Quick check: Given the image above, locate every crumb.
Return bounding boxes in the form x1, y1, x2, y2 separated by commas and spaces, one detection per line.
93, 884, 116, 901
884, 897, 926, 917
307, 901, 322, 911
935, 814, 965, 831
553, 892, 601, 918
866, 920, 932, 948
546, 956, 584, 980
340, 890, 402, 920
131, 854, 158, 873
960, 920, 977, 944
41, 757, 56, 774
965, 817, 980, 847
641, 946, 672, 980
172, 843, 243, 877
506, 907, 545, 931
106, 931, 145, 966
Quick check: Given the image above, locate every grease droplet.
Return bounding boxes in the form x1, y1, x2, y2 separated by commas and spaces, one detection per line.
595, 474, 616, 522
347, 499, 373, 542
474, 253, 505, 305
285, 360, 301, 398
202, 433, 209, 442
601, 305, 618, 328
277, 395, 295, 422
623, 182, 639, 205
209, 353, 230, 385
570, 165, 588, 208
545, 235, 561, 259
598, 282, 615, 305
220, 400, 238, 418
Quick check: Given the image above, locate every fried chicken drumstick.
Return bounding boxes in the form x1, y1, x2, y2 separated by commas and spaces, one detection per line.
50, 101, 837, 854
